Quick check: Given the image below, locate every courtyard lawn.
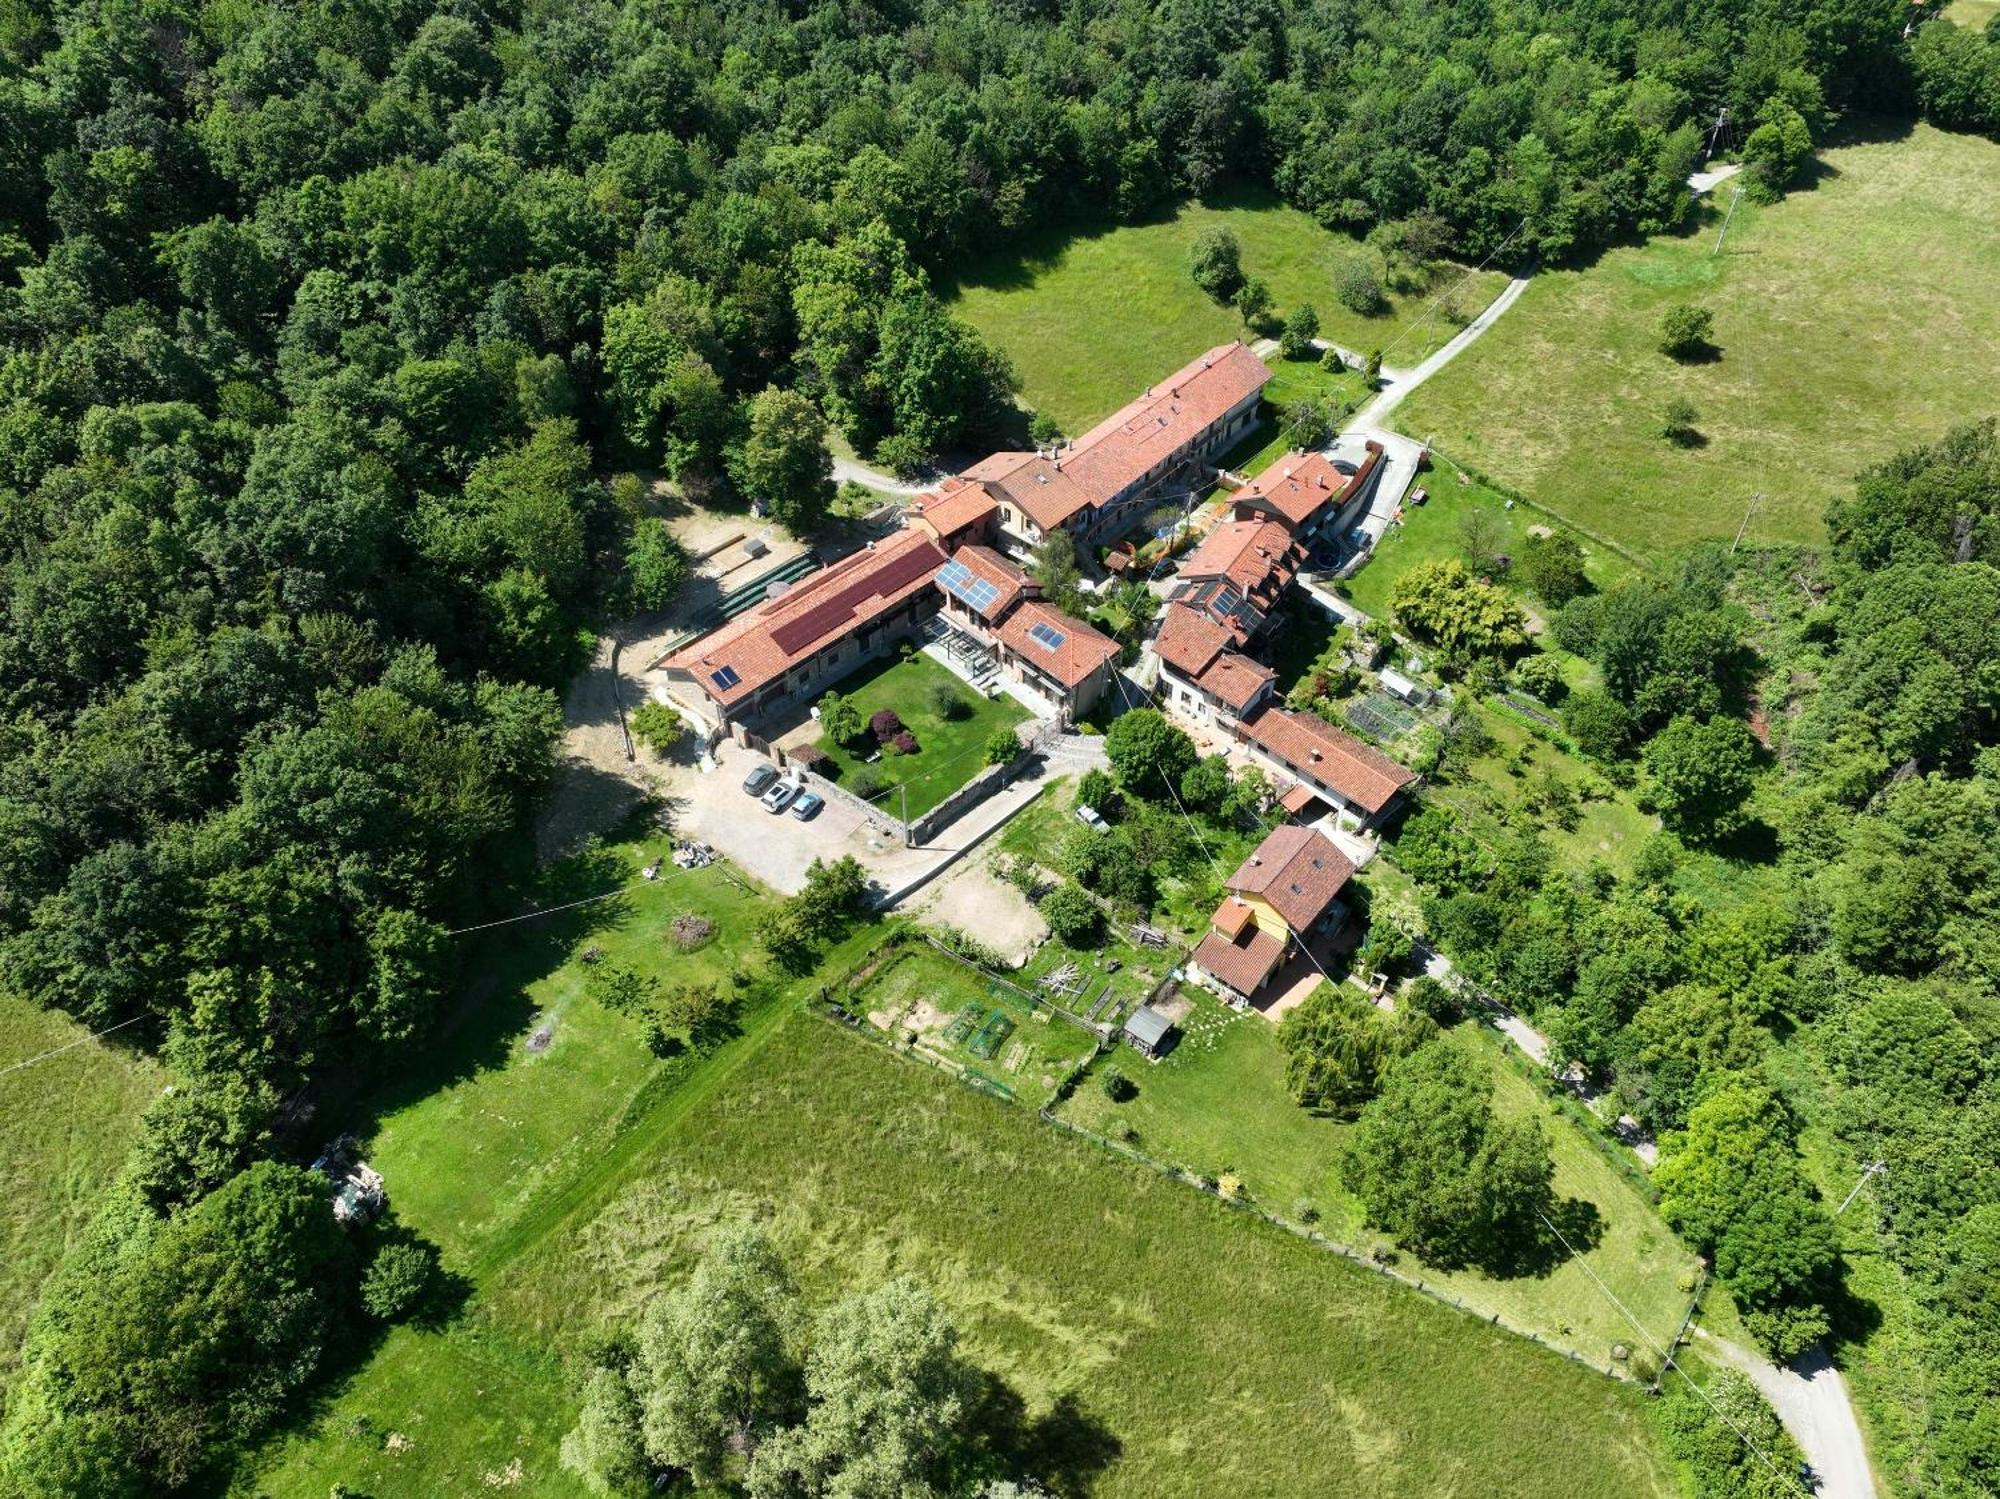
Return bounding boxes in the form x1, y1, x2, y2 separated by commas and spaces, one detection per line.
1339, 456, 1639, 622
811, 651, 1029, 817
0, 994, 163, 1392
491, 1014, 1676, 1499
949, 190, 1510, 434
1392, 123, 2000, 562
1057, 1009, 1698, 1368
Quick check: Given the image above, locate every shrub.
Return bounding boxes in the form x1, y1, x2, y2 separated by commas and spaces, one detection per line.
1512, 653, 1567, 703
985, 725, 1021, 764
1028, 410, 1063, 447
1517, 530, 1589, 605
1188, 226, 1243, 303
1657, 303, 1714, 360
629, 699, 686, 758
891, 729, 918, 754
869, 707, 904, 743
1403, 975, 1461, 1025
1279, 303, 1320, 358
1660, 396, 1701, 446
1336, 259, 1389, 316
1076, 767, 1118, 814
818, 690, 863, 747
928, 678, 969, 720
874, 430, 929, 479
1102, 1070, 1138, 1102
362, 1239, 439, 1321
848, 765, 886, 799
1039, 882, 1100, 945
1235, 277, 1273, 331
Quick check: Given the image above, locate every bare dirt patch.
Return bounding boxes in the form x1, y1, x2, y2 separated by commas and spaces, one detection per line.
908, 858, 1047, 964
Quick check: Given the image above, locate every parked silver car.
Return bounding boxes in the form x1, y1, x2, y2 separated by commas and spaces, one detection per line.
742, 763, 778, 797
791, 791, 825, 821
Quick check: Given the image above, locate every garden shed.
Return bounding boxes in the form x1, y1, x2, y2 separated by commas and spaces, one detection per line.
1123, 1004, 1177, 1059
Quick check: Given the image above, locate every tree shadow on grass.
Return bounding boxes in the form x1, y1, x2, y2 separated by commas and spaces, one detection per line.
1479, 1195, 1605, 1281
966, 1372, 1124, 1496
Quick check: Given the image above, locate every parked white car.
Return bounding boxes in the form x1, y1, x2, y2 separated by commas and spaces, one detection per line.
761, 778, 801, 814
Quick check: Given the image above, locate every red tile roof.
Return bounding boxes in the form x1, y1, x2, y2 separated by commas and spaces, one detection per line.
1213, 895, 1257, 939
1239, 703, 1417, 815
1061, 343, 1272, 503
995, 599, 1119, 689
960, 450, 1093, 533
1175, 518, 1303, 603
1277, 780, 1328, 816
937, 544, 1030, 621
1154, 602, 1231, 680
908, 477, 998, 542
1193, 924, 1287, 996
1226, 825, 1354, 932
1227, 446, 1380, 530
663, 530, 947, 707
1196, 651, 1275, 713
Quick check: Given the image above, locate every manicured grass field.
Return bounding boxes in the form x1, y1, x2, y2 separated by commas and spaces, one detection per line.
949, 191, 1510, 433
1946, 0, 1997, 27
0, 994, 163, 1391
1393, 124, 2000, 561
1059, 1008, 1697, 1366
499, 1015, 1677, 1498
812, 651, 1029, 817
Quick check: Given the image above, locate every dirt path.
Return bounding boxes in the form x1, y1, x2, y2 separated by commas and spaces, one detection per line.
1698, 1333, 1878, 1499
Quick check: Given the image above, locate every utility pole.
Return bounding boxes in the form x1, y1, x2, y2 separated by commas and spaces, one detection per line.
1712, 185, 1744, 256
1835, 1160, 1887, 1219
900, 782, 910, 846
1705, 105, 1731, 162
1730, 491, 1764, 553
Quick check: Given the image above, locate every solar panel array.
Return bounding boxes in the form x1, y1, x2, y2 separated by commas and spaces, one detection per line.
937, 558, 1003, 614
709, 665, 741, 689
1027, 621, 1066, 651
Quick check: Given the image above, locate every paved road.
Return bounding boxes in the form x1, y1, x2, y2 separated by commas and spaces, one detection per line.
1351, 273, 1534, 430
830, 453, 932, 497
1699, 1333, 1878, 1499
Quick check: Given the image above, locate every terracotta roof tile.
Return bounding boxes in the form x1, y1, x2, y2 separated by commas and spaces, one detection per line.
1061, 343, 1272, 503
1239, 703, 1417, 815
1154, 602, 1232, 679
1227, 446, 1381, 530
1226, 824, 1354, 932
663, 530, 946, 707
1193, 924, 1287, 996
1194, 650, 1275, 712
908, 477, 998, 541
960, 451, 1093, 533
1175, 518, 1303, 603
994, 599, 1118, 689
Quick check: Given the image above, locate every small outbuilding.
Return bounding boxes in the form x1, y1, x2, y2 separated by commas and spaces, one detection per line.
1378, 667, 1430, 707
312, 1135, 386, 1229
1123, 1004, 1177, 1059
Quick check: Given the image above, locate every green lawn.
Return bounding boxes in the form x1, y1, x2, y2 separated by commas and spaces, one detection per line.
0, 994, 163, 1392
812, 651, 1029, 816
1059, 1009, 1697, 1368
1946, 0, 1997, 26
497, 1015, 1675, 1498
949, 190, 1511, 433
1221, 350, 1375, 477
1339, 456, 1639, 622
1393, 124, 2000, 562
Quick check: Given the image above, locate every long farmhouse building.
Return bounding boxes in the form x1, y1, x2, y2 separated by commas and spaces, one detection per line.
662, 344, 1269, 735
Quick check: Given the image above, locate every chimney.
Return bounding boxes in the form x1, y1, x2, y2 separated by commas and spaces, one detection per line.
1309, 749, 1323, 762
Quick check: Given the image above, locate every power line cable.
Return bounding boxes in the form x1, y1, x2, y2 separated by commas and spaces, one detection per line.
0, 1014, 148, 1083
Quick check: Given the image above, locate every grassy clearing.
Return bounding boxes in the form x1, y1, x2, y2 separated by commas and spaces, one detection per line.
811, 651, 1029, 816
1222, 350, 1374, 477
498, 1013, 1677, 1498
1338, 455, 1639, 621
1059, 1009, 1697, 1366
949, 190, 1509, 433
1394, 124, 2000, 562
0, 994, 163, 1391
1946, 0, 1997, 26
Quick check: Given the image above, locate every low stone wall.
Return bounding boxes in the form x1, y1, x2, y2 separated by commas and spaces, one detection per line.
907, 753, 1023, 844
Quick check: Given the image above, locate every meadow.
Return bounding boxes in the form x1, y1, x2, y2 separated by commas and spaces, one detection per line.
242, 830, 1679, 1494
948, 191, 1510, 433
1393, 124, 2000, 561
0, 994, 163, 1391
1057, 1003, 1699, 1366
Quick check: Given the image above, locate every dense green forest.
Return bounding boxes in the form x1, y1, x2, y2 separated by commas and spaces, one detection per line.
0, 0, 1990, 1487
1391, 421, 2000, 1495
